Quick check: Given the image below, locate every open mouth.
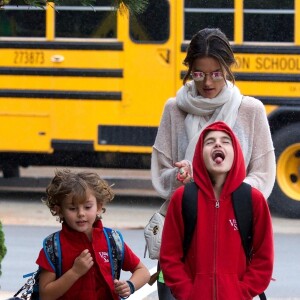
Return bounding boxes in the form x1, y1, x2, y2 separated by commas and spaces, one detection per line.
212, 150, 225, 164
76, 220, 87, 225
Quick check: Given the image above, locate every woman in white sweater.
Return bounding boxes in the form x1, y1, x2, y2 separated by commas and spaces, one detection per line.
151, 28, 276, 300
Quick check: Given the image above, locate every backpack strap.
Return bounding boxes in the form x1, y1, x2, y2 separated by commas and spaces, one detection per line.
43, 231, 62, 278
14, 232, 61, 299
103, 227, 125, 280
232, 182, 253, 260
232, 182, 267, 300
182, 181, 198, 257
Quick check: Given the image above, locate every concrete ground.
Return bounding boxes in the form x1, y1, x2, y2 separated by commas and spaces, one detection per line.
0, 184, 162, 300
1, 197, 300, 300
1, 166, 300, 299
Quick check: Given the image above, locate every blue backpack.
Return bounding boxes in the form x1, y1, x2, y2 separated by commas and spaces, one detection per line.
14, 227, 124, 300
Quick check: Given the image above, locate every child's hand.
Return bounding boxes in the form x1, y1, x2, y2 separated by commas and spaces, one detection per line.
72, 249, 94, 277
114, 279, 131, 298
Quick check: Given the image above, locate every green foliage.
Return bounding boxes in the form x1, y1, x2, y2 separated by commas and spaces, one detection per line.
0, 221, 7, 276
0, 0, 10, 5
79, 0, 96, 7
23, 0, 47, 6
0, 0, 149, 14
114, 0, 148, 15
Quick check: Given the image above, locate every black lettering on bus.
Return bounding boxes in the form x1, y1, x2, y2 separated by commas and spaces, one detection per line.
37, 51, 45, 64
13, 51, 45, 65
272, 58, 281, 70
297, 59, 300, 70
290, 58, 295, 70
235, 57, 250, 70
286, 58, 300, 70
13, 51, 19, 64
256, 57, 263, 70
256, 57, 300, 71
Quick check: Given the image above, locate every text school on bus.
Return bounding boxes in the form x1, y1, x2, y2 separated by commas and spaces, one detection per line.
0, 0, 299, 218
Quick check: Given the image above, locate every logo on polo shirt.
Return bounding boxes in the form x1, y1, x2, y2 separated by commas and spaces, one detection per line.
99, 251, 109, 263
229, 219, 238, 231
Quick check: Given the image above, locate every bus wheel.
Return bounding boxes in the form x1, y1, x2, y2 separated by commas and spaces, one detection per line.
2, 164, 20, 178
269, 122, 300, 218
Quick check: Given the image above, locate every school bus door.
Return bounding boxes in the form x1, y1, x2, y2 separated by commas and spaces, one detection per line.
115, 0, 176, 153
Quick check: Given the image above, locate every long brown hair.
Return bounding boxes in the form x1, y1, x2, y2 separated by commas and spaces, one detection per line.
183, 28, 236, 85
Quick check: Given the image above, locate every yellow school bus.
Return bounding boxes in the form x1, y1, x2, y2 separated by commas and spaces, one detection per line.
0, 0, 299, 217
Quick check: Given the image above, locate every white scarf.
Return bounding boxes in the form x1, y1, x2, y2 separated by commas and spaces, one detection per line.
176, 80, 242, 161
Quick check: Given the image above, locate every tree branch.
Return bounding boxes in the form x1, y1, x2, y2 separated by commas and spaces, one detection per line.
0, 0, 149, 15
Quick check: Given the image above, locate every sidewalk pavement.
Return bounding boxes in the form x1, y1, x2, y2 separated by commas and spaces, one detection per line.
1, 166, 300, 300
0, 195, 162, 300
0, 198, 161, 229
0, 166, 158, 197
18, 166, 152, 179
0, 291, 11, 300
1, 195, 300, 233
0, 165, 160, 229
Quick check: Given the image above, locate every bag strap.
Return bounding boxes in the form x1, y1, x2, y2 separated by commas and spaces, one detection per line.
43, 231, 61, 278
232, 182, 266, 300
14, 232, 61, 299
232, 182, 253, 260
103, 227, 125, 280
182, 181, 198, 257
158, 200, 170, 217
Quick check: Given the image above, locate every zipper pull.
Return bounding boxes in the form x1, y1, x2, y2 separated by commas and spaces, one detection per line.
215, 200, 220, 208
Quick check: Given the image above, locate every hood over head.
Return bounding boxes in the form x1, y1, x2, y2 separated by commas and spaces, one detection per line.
192, 121, 246, 198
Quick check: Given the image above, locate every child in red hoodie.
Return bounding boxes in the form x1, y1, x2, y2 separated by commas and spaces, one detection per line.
36, 169, 150, 300
160, 121, 274, 300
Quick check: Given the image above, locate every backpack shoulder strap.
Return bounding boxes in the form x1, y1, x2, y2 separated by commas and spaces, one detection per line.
232, 182, 267, 300
182, 181, 198, 257
232, 182, 253, 260
14, 232, 61, 300
103, 227, 125, 280
43, 231, 62, 278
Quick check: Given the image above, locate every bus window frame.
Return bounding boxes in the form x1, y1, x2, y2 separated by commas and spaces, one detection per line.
0, 5, 46, 40
243, 8, 294, 43
54, 5, 117, 40
129, 0, 170, 44
183, 7, 234, 42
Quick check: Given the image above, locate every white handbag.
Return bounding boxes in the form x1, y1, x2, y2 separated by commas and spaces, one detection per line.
144, 201, 169, 260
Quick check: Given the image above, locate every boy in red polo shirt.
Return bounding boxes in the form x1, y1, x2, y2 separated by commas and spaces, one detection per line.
36, 169, 150, 300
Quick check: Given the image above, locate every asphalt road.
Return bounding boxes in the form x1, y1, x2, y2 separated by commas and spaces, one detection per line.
1, 195, 300, 299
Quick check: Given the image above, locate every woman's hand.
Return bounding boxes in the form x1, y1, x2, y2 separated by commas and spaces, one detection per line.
175, 160, 193, 184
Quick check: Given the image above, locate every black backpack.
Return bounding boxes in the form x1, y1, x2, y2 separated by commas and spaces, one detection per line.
182, 181, 266, 300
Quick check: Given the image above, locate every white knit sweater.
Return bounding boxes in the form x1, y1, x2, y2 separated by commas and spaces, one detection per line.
151, 96, 276, 200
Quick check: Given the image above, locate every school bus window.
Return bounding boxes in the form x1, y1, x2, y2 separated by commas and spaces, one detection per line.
185, 0, 233, 9
55, 0, 116, 39
0, 4, 45, 38
244, 0, 293, 10
129, 0, 169, 42
244, 0, 294, 42
184, 0, 234, 41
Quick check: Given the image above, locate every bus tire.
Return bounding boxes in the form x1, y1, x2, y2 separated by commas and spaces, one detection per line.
269, 122, 300, 218
2, 164, 20, 178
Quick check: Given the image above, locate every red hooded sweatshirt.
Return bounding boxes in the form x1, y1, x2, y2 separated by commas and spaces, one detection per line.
160, 121, 274, 300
